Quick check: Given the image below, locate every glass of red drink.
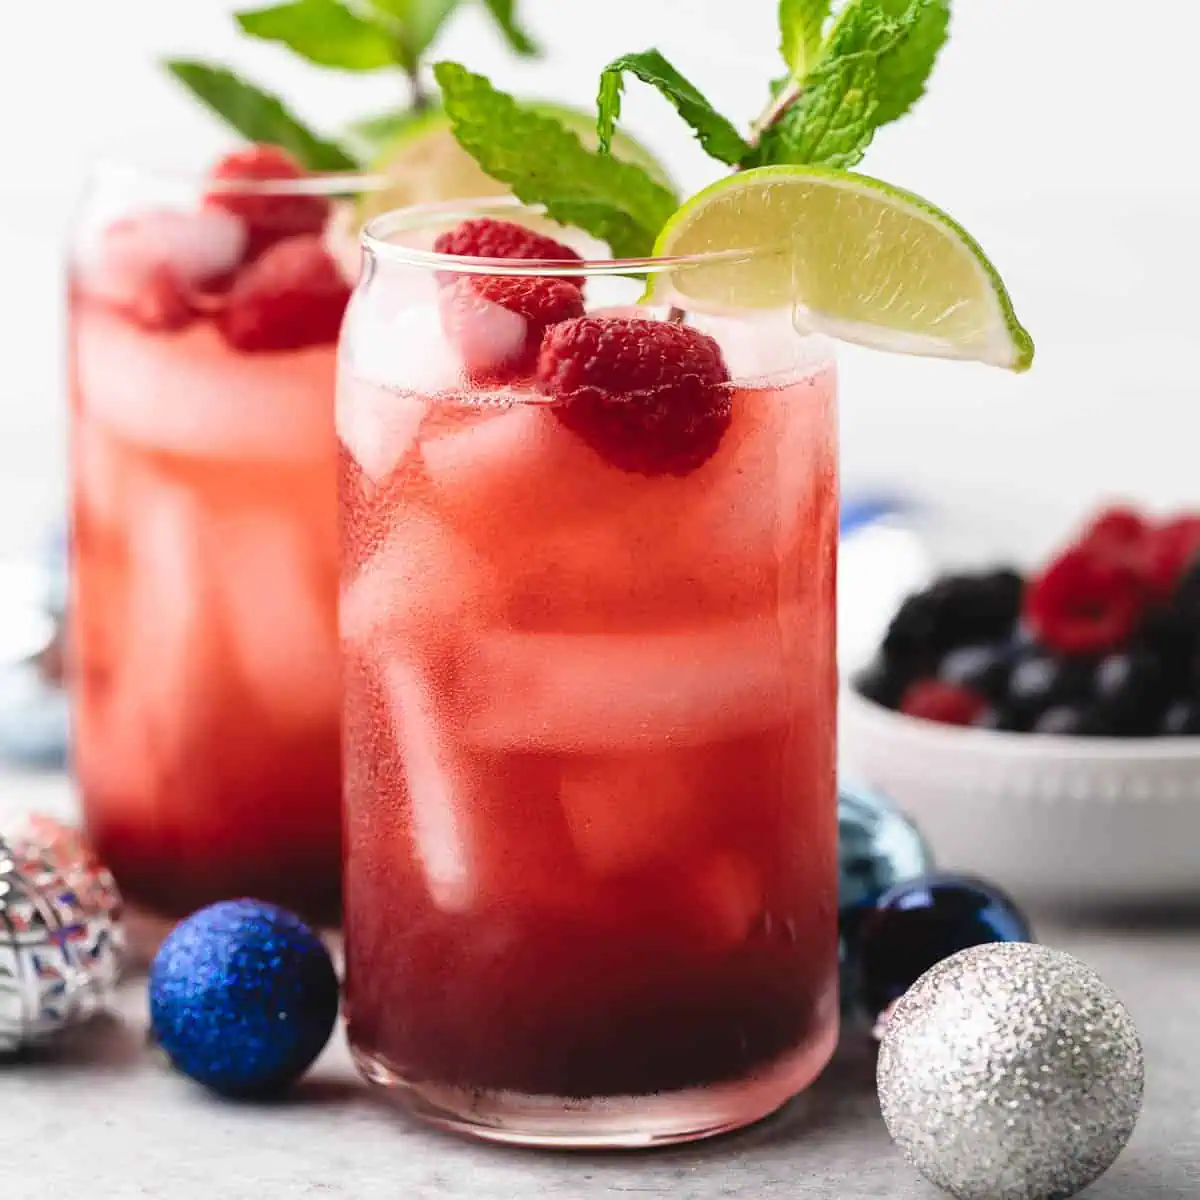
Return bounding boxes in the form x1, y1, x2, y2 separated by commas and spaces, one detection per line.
68, 151, 383, 923
339, 200, 840, 1147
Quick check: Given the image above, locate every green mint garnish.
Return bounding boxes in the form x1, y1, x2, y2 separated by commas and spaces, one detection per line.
356, 0, 462, 73
435, 0, 952, 255
165, 61, 358, 170
597, 51, 751, 167
167, 1, 538, 165
434, 61, 678, 258
749, 52, 879, 169
236, 0, 397, 71
480, 0, 540, 56
867, 0, 951, 124
779, 0, 833, 79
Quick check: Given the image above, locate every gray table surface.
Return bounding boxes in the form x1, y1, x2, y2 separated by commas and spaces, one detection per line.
2, 769, 1198, 1200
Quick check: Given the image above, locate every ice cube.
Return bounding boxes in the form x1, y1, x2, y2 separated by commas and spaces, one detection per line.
212, 507, 340, 730
78, 476, 216, 800
690, 852, 763, 949
341, 298, 462, 393
340, 503, 494, 649
559, 751, 709, 876
382, 657, 480, 913
74, 306, 335, 463
461, 611, 802, 751
76, 208, 247, 307
335, 378, 423, 484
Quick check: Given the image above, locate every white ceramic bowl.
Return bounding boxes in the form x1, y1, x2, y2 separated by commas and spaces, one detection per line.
840, 687, 1200, 908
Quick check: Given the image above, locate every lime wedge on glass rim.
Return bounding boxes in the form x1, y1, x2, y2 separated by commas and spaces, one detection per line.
648, 165, 1034, 371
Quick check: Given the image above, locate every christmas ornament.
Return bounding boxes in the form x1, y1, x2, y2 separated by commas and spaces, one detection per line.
0, 815, 124, 1051
837, 783, 934, 1015
838, 782, 933, 922
878, 942, 1143, 1200
858, 872, 1032, 1021
149, 899, 339, 1097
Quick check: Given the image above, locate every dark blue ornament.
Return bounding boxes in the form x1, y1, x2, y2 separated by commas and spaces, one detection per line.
838, 783, 933, 927
149, 899, 339, 1097
837, 783, 934, 1016
857, 873, 1033, 1020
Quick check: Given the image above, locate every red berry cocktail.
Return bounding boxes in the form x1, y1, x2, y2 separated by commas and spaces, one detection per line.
69, 147, 377, 922
339, 202, 840, 1146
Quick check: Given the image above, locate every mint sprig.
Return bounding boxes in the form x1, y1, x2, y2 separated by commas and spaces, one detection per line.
165, 62, 358, 170
167, 0, 539, 167
433, 0, 952, 255
481, 0, 540, 56
434, 62, 678, 258
236, 0, 396, 71
779, 0, 833, 79
597, 51, 751, 167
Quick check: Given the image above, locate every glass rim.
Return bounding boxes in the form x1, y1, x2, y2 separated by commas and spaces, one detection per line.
362, 196, 769, 278
91, 158, 394, 197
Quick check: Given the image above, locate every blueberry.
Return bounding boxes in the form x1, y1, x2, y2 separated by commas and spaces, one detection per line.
937, 643, 1013, 700
1032, 705, 1086, 735
854, 657, 911, 709
973, 704, 1027, 732
1007, 653, 1094, 718
1134, 607, 1195, 693
1173, 559, 1200, 624
1160, 699, 1200, 736
1029, 704, 1118, 736
1092, 651, 1166, 734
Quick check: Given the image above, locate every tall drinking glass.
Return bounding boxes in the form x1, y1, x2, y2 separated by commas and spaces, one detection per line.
339, 199, 839, 1147
69, 162, 386, 923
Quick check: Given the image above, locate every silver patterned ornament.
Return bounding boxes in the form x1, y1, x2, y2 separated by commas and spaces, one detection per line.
878, 942, 1143, 1200
0, 816, 125, 1051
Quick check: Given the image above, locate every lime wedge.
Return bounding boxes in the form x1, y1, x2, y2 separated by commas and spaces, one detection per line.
649, 165, 1033, 371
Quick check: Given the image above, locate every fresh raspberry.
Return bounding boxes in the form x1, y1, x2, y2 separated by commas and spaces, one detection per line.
217, 234, 350, 352
537, 317, 733, 476
439, 274, 584, 383
1024, 546, 1146, 655
1140, 515, 1200, 600
204, 145, 330, 259
1081, 505, 1150, 553
433, 219, 583, 288
898, 680, 988, 726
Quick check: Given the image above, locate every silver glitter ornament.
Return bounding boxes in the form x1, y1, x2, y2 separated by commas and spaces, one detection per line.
878, 942, 1143, 1200
0, 816, 125, 1051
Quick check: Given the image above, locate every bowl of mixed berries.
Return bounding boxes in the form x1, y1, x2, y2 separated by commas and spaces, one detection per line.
841, 505, 1200, 906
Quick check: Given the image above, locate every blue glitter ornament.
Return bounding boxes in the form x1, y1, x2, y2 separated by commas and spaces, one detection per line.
858, 873, 1034, 1021
149, 900, 339, 1097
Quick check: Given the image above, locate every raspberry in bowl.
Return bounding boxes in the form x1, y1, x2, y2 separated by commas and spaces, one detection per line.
841, 505, 1200, 907
68, 148, 396, 924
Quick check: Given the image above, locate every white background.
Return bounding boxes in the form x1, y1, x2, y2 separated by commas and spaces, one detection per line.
1, 0, 1198, 559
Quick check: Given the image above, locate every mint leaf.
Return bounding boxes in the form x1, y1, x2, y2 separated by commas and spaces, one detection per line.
596, 50, 750, 167
341, 107, 435, 160
165, 61, 359, 170
480, 0, 539, 56
779, 0, 832, 78
871, 0, 950, 124
236, 0, 396, 70
363, 0, 462, 69
434, 61, 677, 258
752, 51, 879, 168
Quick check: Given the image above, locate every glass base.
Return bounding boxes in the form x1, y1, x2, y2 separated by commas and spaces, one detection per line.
352, 1020, 838, 1149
